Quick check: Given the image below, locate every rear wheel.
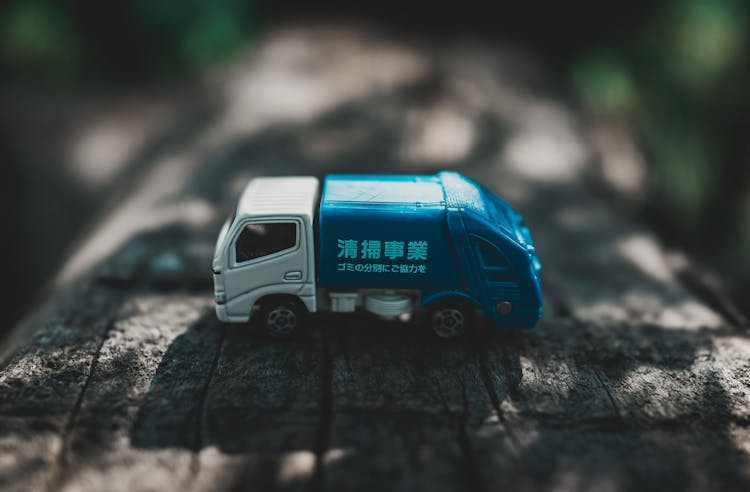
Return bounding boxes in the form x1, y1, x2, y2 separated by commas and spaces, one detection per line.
428, 299, 474, 339
259, 299, 306, 338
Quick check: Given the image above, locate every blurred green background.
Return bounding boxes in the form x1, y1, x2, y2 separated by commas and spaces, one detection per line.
570, 0, 750, 319
1, 0, 748, 324
571, 0, 750, 283
0, 0, 261, 82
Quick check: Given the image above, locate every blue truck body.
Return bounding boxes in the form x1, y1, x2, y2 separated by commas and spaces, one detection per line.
318, 171, 543, 328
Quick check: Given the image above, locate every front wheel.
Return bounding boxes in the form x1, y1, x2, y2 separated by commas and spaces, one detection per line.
259, 300, 306, 338
428, 299, 475, 339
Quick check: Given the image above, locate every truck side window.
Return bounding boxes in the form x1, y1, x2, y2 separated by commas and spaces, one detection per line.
477, 241, 508, 268
235, 222, 297, 263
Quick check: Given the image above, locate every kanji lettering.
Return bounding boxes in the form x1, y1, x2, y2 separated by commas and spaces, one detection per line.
407, 240, 428, 260
338, 239, 358, 258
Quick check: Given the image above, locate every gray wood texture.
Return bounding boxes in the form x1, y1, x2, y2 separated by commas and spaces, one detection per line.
1, 26, 748, 492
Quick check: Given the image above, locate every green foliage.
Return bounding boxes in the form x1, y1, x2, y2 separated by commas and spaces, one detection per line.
130, 0, 259, 72
0, 0, 262, 82
660, 0, 746, 95
0, 0, 83, 81
571, 0, 750, 274
571, 54, 635, 115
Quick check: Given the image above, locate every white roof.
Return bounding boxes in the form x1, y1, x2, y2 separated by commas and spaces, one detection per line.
236, 176, 319, 220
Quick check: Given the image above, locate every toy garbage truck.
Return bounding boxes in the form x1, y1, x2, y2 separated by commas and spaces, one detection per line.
212, 171, 543, 338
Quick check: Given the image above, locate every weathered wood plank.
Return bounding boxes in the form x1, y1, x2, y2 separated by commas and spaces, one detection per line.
0, 287, 124, 492
0, 24, 748, 492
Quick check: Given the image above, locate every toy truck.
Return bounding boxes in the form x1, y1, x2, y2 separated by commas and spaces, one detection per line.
212, 172, 543, 338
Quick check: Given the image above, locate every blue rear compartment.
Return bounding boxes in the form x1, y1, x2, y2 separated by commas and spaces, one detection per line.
317, 172, 543, 327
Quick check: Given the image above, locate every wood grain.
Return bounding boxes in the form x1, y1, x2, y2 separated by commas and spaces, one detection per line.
1, 25, 748, 492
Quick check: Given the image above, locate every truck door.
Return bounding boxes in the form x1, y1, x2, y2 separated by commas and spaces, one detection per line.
223, 218, 307, 317
470, 235, 520, 316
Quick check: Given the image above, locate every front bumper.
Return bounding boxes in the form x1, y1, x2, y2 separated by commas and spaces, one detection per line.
215, 302, 228, 322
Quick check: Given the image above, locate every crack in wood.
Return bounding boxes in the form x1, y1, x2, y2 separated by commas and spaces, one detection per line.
432, 373, 486, 492
473, 333, 522, 454
48, 315, 117, 492
456, 380, 485, 492
579, 325, 625, 422
185, 322, 227, 482
591, 368, 622, 421
309, 327, 334, 492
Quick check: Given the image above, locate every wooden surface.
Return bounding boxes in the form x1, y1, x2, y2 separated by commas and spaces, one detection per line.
2, 26, 749, 492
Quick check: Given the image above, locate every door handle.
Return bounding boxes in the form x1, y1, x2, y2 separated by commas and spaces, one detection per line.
284, 271, 303, 281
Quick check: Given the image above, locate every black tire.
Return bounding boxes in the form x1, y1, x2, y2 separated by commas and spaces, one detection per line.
259, 299, 306, 338
428, 298, 475, 339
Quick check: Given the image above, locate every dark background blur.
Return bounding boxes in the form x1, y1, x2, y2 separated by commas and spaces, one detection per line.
1, 0, 749, 336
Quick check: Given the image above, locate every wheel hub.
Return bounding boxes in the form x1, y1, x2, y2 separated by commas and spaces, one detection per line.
432, 308, 465, 338
267, 307, 297, 336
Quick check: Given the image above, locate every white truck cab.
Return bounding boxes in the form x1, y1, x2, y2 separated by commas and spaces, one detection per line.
212, 177, 319, 332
